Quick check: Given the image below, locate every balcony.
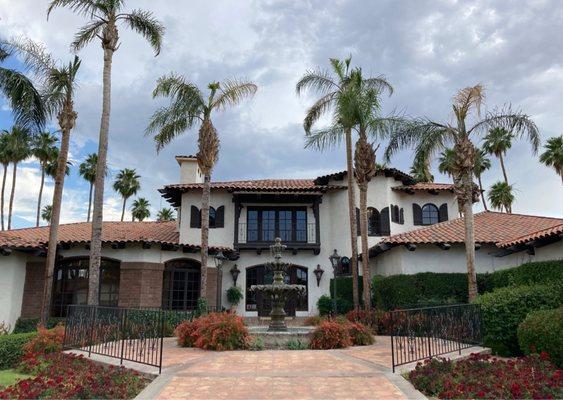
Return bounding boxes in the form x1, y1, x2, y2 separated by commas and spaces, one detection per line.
235, 222, 320, 254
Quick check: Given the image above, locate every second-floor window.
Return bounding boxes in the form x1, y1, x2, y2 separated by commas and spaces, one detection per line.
247, 207, 307, 242
190, 205, 224, 228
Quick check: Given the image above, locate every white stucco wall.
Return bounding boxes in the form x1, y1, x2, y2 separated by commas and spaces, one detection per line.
0, 252, 28, 331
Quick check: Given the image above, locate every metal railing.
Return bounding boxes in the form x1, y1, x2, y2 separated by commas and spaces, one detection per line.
63, 305, 196, 373
389, 304, 482, 372
237, 222, 316, 244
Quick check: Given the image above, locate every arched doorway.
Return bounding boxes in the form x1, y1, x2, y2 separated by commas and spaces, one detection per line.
51, 257, 120, 317
162, 259, 201, 311
245, 265, 308, 316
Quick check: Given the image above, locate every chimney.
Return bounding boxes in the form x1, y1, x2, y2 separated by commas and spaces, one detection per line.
175, 155, 203, 184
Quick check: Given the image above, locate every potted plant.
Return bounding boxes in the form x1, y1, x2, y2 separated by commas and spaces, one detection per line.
226, 286, 244, 313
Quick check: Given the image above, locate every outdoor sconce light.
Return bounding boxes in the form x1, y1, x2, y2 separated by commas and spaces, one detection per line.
213, 251, 228, 270
313, 264, 324, 287
230, 264, 240, 286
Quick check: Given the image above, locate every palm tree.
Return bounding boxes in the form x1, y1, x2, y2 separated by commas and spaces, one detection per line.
410, 156, 434, 182
539, 135, 563, 183
33, 132, 58, 227
384, 84, 539, 301
146, 75, 256, 300
157, 207, 175, 221
5, 126, 32, 230
488, 181, 515, 213
474, 149, 492, 210
296, 57, 393, 310
113, 168, 141, 221
78, 153, 98, 222
438, 148, 456, 177
45, 149, 72, 179
48, 0, 164, 307
482, 127, 513, 184
41, 204, 52, 224
131, 197, 150, 221
0, 132, 10, 231
0, 42, 45, 129
7, 38, 81, 323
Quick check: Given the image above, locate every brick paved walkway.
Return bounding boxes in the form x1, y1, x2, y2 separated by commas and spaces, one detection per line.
136, 336, 426, 400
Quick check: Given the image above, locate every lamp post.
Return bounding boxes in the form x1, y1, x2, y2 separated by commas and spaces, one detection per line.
213, 251, 229, 311
329, 249, 341, 314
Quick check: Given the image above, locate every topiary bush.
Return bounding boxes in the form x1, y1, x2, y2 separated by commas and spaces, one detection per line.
309, 320, 352, 349
474, 284, 562, 356
174, 313, 249, 351
0, 332, 36, 369
518, 307, 563, 367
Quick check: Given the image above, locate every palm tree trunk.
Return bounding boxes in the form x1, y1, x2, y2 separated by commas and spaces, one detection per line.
36, 167, 45, 227
1, 163, 7, 231
462, 170, 478, 301
88, 45, 114, 306
359, 187, 371, 310
40, 105, 76, 324
200, 172, 211, 301
345, 128, 360, 310
8, 162, 18, 230
87, 183, 93, 222
477, 175, 487, 210
121, 197, 127, 221
499, 153, 509, 184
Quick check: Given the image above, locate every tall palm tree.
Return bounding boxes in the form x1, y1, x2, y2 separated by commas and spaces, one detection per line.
0, 132, 10, 231
474, 149, 492, 211
410, 156, 434, 182
0, 42, 45, 130
482, 127, 513, 185
45, 149, 72, 179
5, 126, 32, 230
157, 207, 175, 221
438, 148, 456, 177
41, 204, 52, 224
146, 75, 257, 299
539, 135, 563, 183
33, 132, 59, 227
78, 153, 98, 222
131, 197, 150, 221
7, 38, 81, 323
112, 168, 140, 221
384, 85, 539, 301
488, 181, 515, 213
296, 57, 393, 309
48, 0, 165, 306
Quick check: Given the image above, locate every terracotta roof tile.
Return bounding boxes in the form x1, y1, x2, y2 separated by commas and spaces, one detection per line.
498, 223, 563, 247
314, 168, 415, 185
393, 182, 454, 192
381, 211, 563, 246
0, 221, 231, 251
163, 179, 336, 191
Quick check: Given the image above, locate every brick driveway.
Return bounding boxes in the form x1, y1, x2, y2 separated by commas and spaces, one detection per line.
136, 336, 425, 400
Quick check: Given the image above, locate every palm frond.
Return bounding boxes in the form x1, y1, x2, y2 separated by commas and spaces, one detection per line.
47, 0, 103, 19
0, 67, 46, 129
363, 76, 394, 96
303, 91, 337, 133
329, 58, 347, 81
2, 37, 55, 80
152, 73, 203, 103
295, 69, 339, 96
71, 20, 105, 52
453, 84, 485, 119
304, 124, 345, 151
120, 9, 165, 55
212, 79, 257, 111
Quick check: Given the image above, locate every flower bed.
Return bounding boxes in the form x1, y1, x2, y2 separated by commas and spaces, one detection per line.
408, 353, 562, 399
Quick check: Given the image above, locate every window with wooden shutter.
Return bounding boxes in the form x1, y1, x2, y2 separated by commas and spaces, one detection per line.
190, 206, 201, 228
380, 207, 390, 236
367, 207, 379, 236
438, 203, 448, 222
215, 206, 225, 227
399, 208, 404, 224
413, 204, 422, 225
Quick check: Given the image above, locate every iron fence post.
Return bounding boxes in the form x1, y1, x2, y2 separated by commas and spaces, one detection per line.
159, 309, 165, 374
390, 311, 395, 373
88, 306, 96, 357
119, 308, 125, 365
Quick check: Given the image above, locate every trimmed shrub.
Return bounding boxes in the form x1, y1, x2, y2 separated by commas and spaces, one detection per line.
303, 315, 325, 326
316, 295, 354, 316
12, 317, 65, 334
518, 307, 563, 367
174, 320, 198, 347
345, 309, 378, 331
309, 320, 352, 349
348, 322, 374, 346
329, 276, 364, 305
175, 313, 249, 351
22, 326, 64, 356
0, 332, 36, 369
474, 284, 562, 356
484, 260, 563, 290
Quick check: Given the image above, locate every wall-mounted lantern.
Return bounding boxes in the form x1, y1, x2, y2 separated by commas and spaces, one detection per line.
313, 264, 324, 287
230, 264, 241, 286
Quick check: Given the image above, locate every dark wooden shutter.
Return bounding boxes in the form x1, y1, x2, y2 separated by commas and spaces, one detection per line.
190, 205, 201, 228
390, 204, 395, 222
399, 208, 404, 224
439, 203, 448, 222
413, 204, 422, 226
215, 206, 225, 228
356, 208, 361, 236
380, 207, 390, 236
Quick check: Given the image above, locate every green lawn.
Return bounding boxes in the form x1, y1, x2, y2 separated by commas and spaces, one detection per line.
0, 369, 33, 388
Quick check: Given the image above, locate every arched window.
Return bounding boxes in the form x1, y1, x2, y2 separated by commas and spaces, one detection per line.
209, 207, 217, 228
162, 259, 201, 311
367, 207, 379, 236
422, 204, 440, 225
51, 257, 120, 317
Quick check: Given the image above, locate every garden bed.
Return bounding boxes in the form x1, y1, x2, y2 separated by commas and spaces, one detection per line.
408, 353, 562, 399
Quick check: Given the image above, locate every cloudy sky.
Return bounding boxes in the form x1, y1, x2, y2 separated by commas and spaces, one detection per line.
1, 0, 562, 228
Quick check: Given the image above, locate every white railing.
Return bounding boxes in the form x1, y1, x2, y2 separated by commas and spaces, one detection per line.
237, 222, 317, 244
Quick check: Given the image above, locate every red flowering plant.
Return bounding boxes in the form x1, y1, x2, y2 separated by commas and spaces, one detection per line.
175, 313, 250, 351
408, 352, 563, 399
347, 322, 374, 346
309, 320, 352, 349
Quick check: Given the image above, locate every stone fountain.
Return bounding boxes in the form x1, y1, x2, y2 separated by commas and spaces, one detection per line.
250, 238, 306, 332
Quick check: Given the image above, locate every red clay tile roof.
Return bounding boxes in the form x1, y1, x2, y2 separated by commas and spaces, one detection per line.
498, 223, 563, 247
380, 211, 563, 246
314, 168, 415, 185
393, 182, 454, 192
0, 221, 231, 251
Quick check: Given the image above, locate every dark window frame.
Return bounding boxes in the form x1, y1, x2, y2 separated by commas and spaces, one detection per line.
246, 206, 308, 243
162, 259, 201, 311
421, 203, 440, 225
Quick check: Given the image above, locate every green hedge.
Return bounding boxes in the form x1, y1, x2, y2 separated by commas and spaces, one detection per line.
518, 307, 563, 367
329, 277, 363, 306
474, 284, 562, 356
13, 317, 65, 334
317, 295, 354, 316
0, 332, 36, 369
481, 260, 563, 290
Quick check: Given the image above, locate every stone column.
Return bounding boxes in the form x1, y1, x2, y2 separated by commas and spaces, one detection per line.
118, 262, 165, 308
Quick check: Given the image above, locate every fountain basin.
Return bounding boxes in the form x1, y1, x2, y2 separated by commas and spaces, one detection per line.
248, 326, 314, 349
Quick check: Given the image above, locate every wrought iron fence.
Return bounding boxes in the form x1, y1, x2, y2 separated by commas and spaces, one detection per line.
63, 305, 197, 373
390, 304, 482, 372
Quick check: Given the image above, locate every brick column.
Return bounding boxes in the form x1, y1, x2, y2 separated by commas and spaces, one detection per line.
118, 262, 164, 308
21, 261, 46, 318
